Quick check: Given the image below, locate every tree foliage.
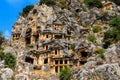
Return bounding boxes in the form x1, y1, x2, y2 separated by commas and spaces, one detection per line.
104, 16, 120, 48
39, 0, 55, 6
84, 0, 103, 8
0, 51, 4, 60
0, 31, 4, 47
21, 5, 34, 17
4, 53, 16, 69
109, 0, 120, 5
60, 67, 71, 80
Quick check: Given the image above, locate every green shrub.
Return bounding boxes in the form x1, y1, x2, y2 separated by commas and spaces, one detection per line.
70, 43, 76, 51
84, 0, 103, 8
92, 26, 102, 33
60, 66, 71, 80
109, 0, 120, 5
87, 35, 96, 43
39, 0, 55, 6
97, 48, 105, 58
0, 52, 4, 60
80, 4, 87, 11
21, 5, 34, 17
104, 16, 120, 48
0, 31, 4, 46
109, 16, 120, 30
4, 53, 16, 69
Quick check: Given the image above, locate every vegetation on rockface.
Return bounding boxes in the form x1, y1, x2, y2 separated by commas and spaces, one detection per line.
84, 0, 103, 8
80, 4, 87, 11
87, 35, 96, 43
0, 50, 16, 69
4, 53, 16, 69
70, 43, 76, 51
97, 48, 105, 58
92, 26, 102, 33
104, 16, 120, 48
39, 0, 55, 6
109, 0, 120, 5
21, 5, 34, 17
0, 31, 4, 47
39, 0, 69, 9
60, 67, 71, 80
0, 51, 5, 60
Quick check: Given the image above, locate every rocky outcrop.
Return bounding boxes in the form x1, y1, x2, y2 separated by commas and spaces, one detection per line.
73, 63, 120, 80
0, 68, 13, 80
2, 0, 120, 80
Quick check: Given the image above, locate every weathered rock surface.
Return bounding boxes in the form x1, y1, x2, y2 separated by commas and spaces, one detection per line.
1, 0, 120, 80
0, 68, 13, 80
73, 63, 120, 80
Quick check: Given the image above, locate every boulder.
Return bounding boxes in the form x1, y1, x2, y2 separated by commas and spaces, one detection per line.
0, 68, 13, 80
73, 63, 120, 80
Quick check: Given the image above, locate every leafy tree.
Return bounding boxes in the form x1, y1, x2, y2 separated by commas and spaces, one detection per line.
60, 67, 71, 80
109, 0, 120, 5
0, 31, 4, 46
21, 5, 34, 17
104, 16, 120, 48
0, 51, 4, 60
4, 53, 16, 69
109, 16, 120, 30
39, 0, 55, 6
84, 0, 103, 8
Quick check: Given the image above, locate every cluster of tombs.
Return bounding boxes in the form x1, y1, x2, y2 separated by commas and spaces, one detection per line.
12, 23, 92, 74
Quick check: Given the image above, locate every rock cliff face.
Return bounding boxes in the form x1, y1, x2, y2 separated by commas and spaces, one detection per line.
0, 0, 120, 80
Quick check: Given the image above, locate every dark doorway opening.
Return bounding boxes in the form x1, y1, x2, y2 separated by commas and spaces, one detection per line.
55, 60, 58, 64
55, 34, 62, 39
44, 58, 48, 64
55, 66, 58, 73
60, 60, 63, 64
81, 51, 88, 57
25, 57, 34, 64
80, 60, 87, 65
65, 60, 68, 64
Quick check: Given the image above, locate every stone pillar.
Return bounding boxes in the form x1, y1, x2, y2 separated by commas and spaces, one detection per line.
58, 66, 60, 73
48, 54, 50, 65
52, 34, 54, 39
31, 35, 35, 44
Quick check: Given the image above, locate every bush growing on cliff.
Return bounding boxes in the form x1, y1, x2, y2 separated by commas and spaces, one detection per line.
60, 67, 71, 80
21, 5, 34, 17
70, 43, 76, 51
87, 35, 96, 43
84, 0, 103, 8
0, 52, 4, 60
4, 53, 16, 69
103, 16, 120, 48
97, 48, 105, 58
109, 0, 120, 5
92, 26, 102, 33
39, 0, 55, 5
0, 31, 4, 46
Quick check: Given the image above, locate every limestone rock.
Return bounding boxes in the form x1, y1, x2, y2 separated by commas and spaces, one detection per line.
74, 63, 120, 80
15, 73, 29, 80
0, 68, 13, 80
